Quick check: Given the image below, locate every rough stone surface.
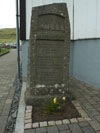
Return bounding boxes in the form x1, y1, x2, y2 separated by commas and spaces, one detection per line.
84, 117, 91, 121
24, 123, 32, 129
70, 118, 78, 123
69, 123, 83, 133
63, 119, 70, 124
79, 122, 90, 127
89, 120, 100, 131
32, 122, 39, 128
56, 120, 63, 125
26, 109, 32, 113
94, 115, 100, 122
47, 126, 59, 133
25, 113, 31, 117
57, 124, 69, 130
25, 3, 70, 105
25, 115, 31, 120
36, 127, 47, 133
60, 130, 71, 133
77, 117, 85, 122
40, 121, 47, 127
48, 121, 55, 126
82, 126, 95, 133
25, 119, 32, 124
24, 129, 36, 133
26, 106, 32, 110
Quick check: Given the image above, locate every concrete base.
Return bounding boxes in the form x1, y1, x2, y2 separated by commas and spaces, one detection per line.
25, 89, 71, 106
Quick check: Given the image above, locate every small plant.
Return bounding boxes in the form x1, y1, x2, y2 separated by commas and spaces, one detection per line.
43, 97, 67, 115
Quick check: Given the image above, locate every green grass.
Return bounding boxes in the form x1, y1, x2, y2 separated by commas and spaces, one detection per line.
0, 48, 9, 54
0, 28, 16, 43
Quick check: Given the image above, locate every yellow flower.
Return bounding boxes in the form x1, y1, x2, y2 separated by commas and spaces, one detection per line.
62, 97, 66, 101
53, 98, 57, 103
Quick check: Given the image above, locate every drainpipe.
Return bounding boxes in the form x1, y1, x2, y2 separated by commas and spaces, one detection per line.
16, 0, 20, 83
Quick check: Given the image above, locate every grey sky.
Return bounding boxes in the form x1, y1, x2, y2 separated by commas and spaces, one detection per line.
0, 0, 16, 29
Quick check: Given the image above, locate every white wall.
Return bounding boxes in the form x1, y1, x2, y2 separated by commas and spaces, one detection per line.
26, 0, 100, 40
97, 0, 100, 38
74, 0, 100, 40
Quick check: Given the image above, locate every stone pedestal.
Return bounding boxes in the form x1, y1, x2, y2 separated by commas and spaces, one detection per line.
25, 3, 70, 105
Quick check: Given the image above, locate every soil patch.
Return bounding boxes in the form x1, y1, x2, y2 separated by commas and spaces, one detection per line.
32, 100, 80, 122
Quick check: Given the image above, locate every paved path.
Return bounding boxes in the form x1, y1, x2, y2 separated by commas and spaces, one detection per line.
0, 49, 17, 133
25, 78, 100, 133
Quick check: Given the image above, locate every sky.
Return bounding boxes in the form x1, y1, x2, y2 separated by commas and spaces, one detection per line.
0, 0, 16, 29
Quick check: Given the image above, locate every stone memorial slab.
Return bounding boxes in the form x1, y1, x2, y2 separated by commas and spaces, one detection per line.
25, 3, 70, 105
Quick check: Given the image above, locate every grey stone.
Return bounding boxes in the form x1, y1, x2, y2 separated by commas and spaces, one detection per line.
48, 121, 55, 126
88, 100, 97, 105
47, 126, 59, 133
63, 119, 70, 124
94, 115, 100, 122
94, 104, 100, 112
58, 124, 69, 130
82, 126, 95, 133
24, 129, 36, 133
87, 108, 100, 116
0, 116, 8, 125
92, 97, 100, 102
25, 3, 70, 105
83, 103, 93, 109
89, 120, 100, 131
60, 130, 71, 133
56, 120, 62, 125
1, 104, 11, 115
69, 123, 82, 133
36, 127, 47, 133
0, 125, 5, 133
79, 122, 90, 127
70, 118, 78, 123
40, 121, 47, 127
32, 122, 39, 128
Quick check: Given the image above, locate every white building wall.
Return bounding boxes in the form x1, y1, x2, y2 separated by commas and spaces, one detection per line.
74, 0, 100, 40
26, 0, 100, 40
97, 0, 100, 38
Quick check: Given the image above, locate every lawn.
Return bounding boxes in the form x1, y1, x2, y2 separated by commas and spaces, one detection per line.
0, 28, 16, 43
0, 48, 9, 55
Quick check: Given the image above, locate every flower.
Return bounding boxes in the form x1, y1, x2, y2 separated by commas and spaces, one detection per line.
53, 98, 57, 103
62, 97, 66, 101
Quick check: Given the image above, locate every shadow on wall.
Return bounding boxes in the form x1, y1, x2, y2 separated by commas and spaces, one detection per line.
70, 39, 100, 88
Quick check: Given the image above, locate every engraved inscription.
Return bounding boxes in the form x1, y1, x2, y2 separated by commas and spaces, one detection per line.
38, 14, 65, 31
36, 40, 64, 85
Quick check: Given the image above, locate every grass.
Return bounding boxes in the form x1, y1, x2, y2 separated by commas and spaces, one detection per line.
0, 28, 16, 43
0, 48, 9, 54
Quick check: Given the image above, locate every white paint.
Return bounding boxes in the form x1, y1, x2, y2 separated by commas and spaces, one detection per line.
14, 82, 26, 133
26, 0, 73, 40
74, 0, 100, 40
97, 0, 100, 38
